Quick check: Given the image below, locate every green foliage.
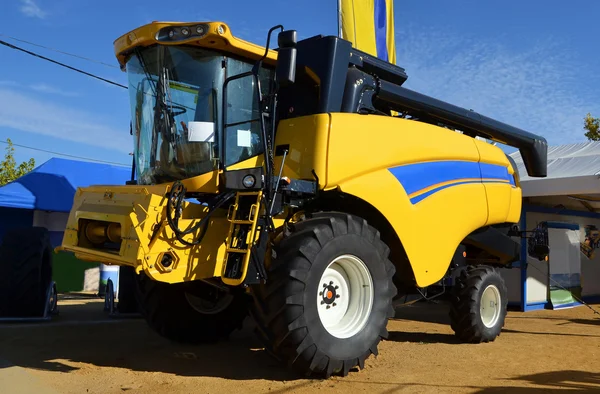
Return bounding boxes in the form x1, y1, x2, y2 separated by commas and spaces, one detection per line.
584, 113, 600, 141
0, 139, 35, 186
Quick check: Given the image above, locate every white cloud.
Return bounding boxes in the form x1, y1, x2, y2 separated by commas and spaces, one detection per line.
0, 81, 79, 97
19, 0, 46, 19
0, 87, 131, 153
395, 25, 599, 147
28, 83, 79, 97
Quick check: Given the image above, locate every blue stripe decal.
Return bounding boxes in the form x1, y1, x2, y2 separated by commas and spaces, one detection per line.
410, 180, 509, 204
374, 0, 388, 62
387, 160, 514, 204
388, 161, 482, 195
480, 162, 512, 183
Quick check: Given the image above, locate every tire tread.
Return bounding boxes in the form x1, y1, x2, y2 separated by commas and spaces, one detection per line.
250, 212, 397, 378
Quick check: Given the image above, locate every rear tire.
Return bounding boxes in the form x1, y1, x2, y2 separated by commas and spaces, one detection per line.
449, 265, 508, 343
250, 212, 397, 378
134, 272, 249, 344
0, 227, 53, 317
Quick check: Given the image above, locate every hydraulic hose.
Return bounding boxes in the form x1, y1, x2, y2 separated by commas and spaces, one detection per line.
165, 181, 235, 246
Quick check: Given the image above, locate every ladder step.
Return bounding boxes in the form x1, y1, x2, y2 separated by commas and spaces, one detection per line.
226, 248, 250, 254
229, 220, 255, 225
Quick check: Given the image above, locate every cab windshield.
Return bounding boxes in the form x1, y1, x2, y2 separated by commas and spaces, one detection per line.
126, 45, 272, 185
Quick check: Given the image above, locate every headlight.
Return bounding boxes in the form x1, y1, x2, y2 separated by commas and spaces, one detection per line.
242, 174, 256, 188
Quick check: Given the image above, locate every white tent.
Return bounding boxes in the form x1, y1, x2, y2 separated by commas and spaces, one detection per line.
510, 141, 600, 201
505, 141, 600, 311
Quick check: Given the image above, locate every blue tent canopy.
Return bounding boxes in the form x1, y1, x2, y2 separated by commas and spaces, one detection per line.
0, 158, 132, 212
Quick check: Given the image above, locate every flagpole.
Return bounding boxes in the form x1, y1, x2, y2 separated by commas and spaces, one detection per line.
337, 0, 343, 38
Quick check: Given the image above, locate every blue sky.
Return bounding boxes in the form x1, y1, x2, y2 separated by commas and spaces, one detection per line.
0, 0, 598, 169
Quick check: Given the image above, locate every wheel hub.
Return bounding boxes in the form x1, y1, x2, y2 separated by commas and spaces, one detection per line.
320, 282, 339, 307
480, 284, 501, 328
185, 290, 234, 315
317, 254, 374, 339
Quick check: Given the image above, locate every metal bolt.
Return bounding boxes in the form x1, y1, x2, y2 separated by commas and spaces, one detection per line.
329, 281, 333, 285
336, 295, 340, 299
334, 285, 339, 290
326, 305, 330, 309
321, 301, 325, 305
333, 303, 337, 307
323, 283, 327, 288
319, 292, 323, 296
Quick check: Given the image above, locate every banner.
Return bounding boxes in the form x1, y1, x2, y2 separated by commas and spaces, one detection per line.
340, 0, 397, 64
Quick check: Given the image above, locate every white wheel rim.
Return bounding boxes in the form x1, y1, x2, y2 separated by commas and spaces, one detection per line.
480, 284, 501, 328
185, 292, 233, 315
317, 254, 374, 339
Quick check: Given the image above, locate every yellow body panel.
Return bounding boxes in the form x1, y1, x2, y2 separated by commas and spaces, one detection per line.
113, 21, 277, 69
272, 114, 331, 188
273, 113, 520, 288
58, 183, 286, 284
180, 170, 220, 194
59, 111, 521, 288
59, 184, 229, 283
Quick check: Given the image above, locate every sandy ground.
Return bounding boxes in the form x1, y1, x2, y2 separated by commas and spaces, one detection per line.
1, 296, 599, 394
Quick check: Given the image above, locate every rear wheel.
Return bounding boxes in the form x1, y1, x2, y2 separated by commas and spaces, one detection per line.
134, 272, 249, 344
449, 265, 508, 343
0, 227, 53, 318
250, 212, 397, 378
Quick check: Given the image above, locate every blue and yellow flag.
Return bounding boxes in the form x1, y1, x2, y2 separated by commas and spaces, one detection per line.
340, 0, 396, 64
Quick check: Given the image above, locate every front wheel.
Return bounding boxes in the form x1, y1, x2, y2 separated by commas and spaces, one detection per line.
449, 265, 508, 343
134, 273, 249, 344
250, 212, 397, 378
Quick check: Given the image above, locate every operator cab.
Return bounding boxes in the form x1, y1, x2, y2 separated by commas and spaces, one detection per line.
126, 44, 273, 185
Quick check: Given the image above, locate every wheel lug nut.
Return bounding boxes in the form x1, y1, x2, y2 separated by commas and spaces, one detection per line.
329, 281, 333, 285
326, 305, 330, 309
319, 292, 323, 296
320, 301, 325, 305
334, 285, 338, 290
333, 303, 336, 307
323, 283, 327, 288
336, 295, 340, 298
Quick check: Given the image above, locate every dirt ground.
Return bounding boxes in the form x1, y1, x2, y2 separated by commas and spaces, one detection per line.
1, 297, 599, 394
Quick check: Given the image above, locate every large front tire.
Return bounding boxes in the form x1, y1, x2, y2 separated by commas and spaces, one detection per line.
251, 212, 397, 378
134, 273, 249, 344
449, 265, 508, 343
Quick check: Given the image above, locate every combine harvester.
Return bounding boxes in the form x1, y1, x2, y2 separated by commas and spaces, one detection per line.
0, 11, 550, 377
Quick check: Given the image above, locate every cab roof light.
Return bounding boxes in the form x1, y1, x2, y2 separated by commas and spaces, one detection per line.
156, 24, 209, 42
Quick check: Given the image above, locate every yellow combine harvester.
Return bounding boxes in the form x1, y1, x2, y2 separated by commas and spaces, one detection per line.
7, 21, 550, 377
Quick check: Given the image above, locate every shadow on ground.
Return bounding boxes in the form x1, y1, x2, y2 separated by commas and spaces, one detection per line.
388, 299, 600, 342
475, 370, 600, 393
0, 300, 302, 381
391, 300, 450, 325
343, 370, 600, 393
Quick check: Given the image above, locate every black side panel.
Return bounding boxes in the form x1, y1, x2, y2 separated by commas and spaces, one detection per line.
348, 47, 408, 86
277, 36, 352, 121
463, 226, 521, 265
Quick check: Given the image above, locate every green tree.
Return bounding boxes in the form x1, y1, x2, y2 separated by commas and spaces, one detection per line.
0, 139, 35, 186
584, 113, 600, 141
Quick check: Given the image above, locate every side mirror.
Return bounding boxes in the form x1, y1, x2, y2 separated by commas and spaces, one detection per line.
276, 30, 297, 87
